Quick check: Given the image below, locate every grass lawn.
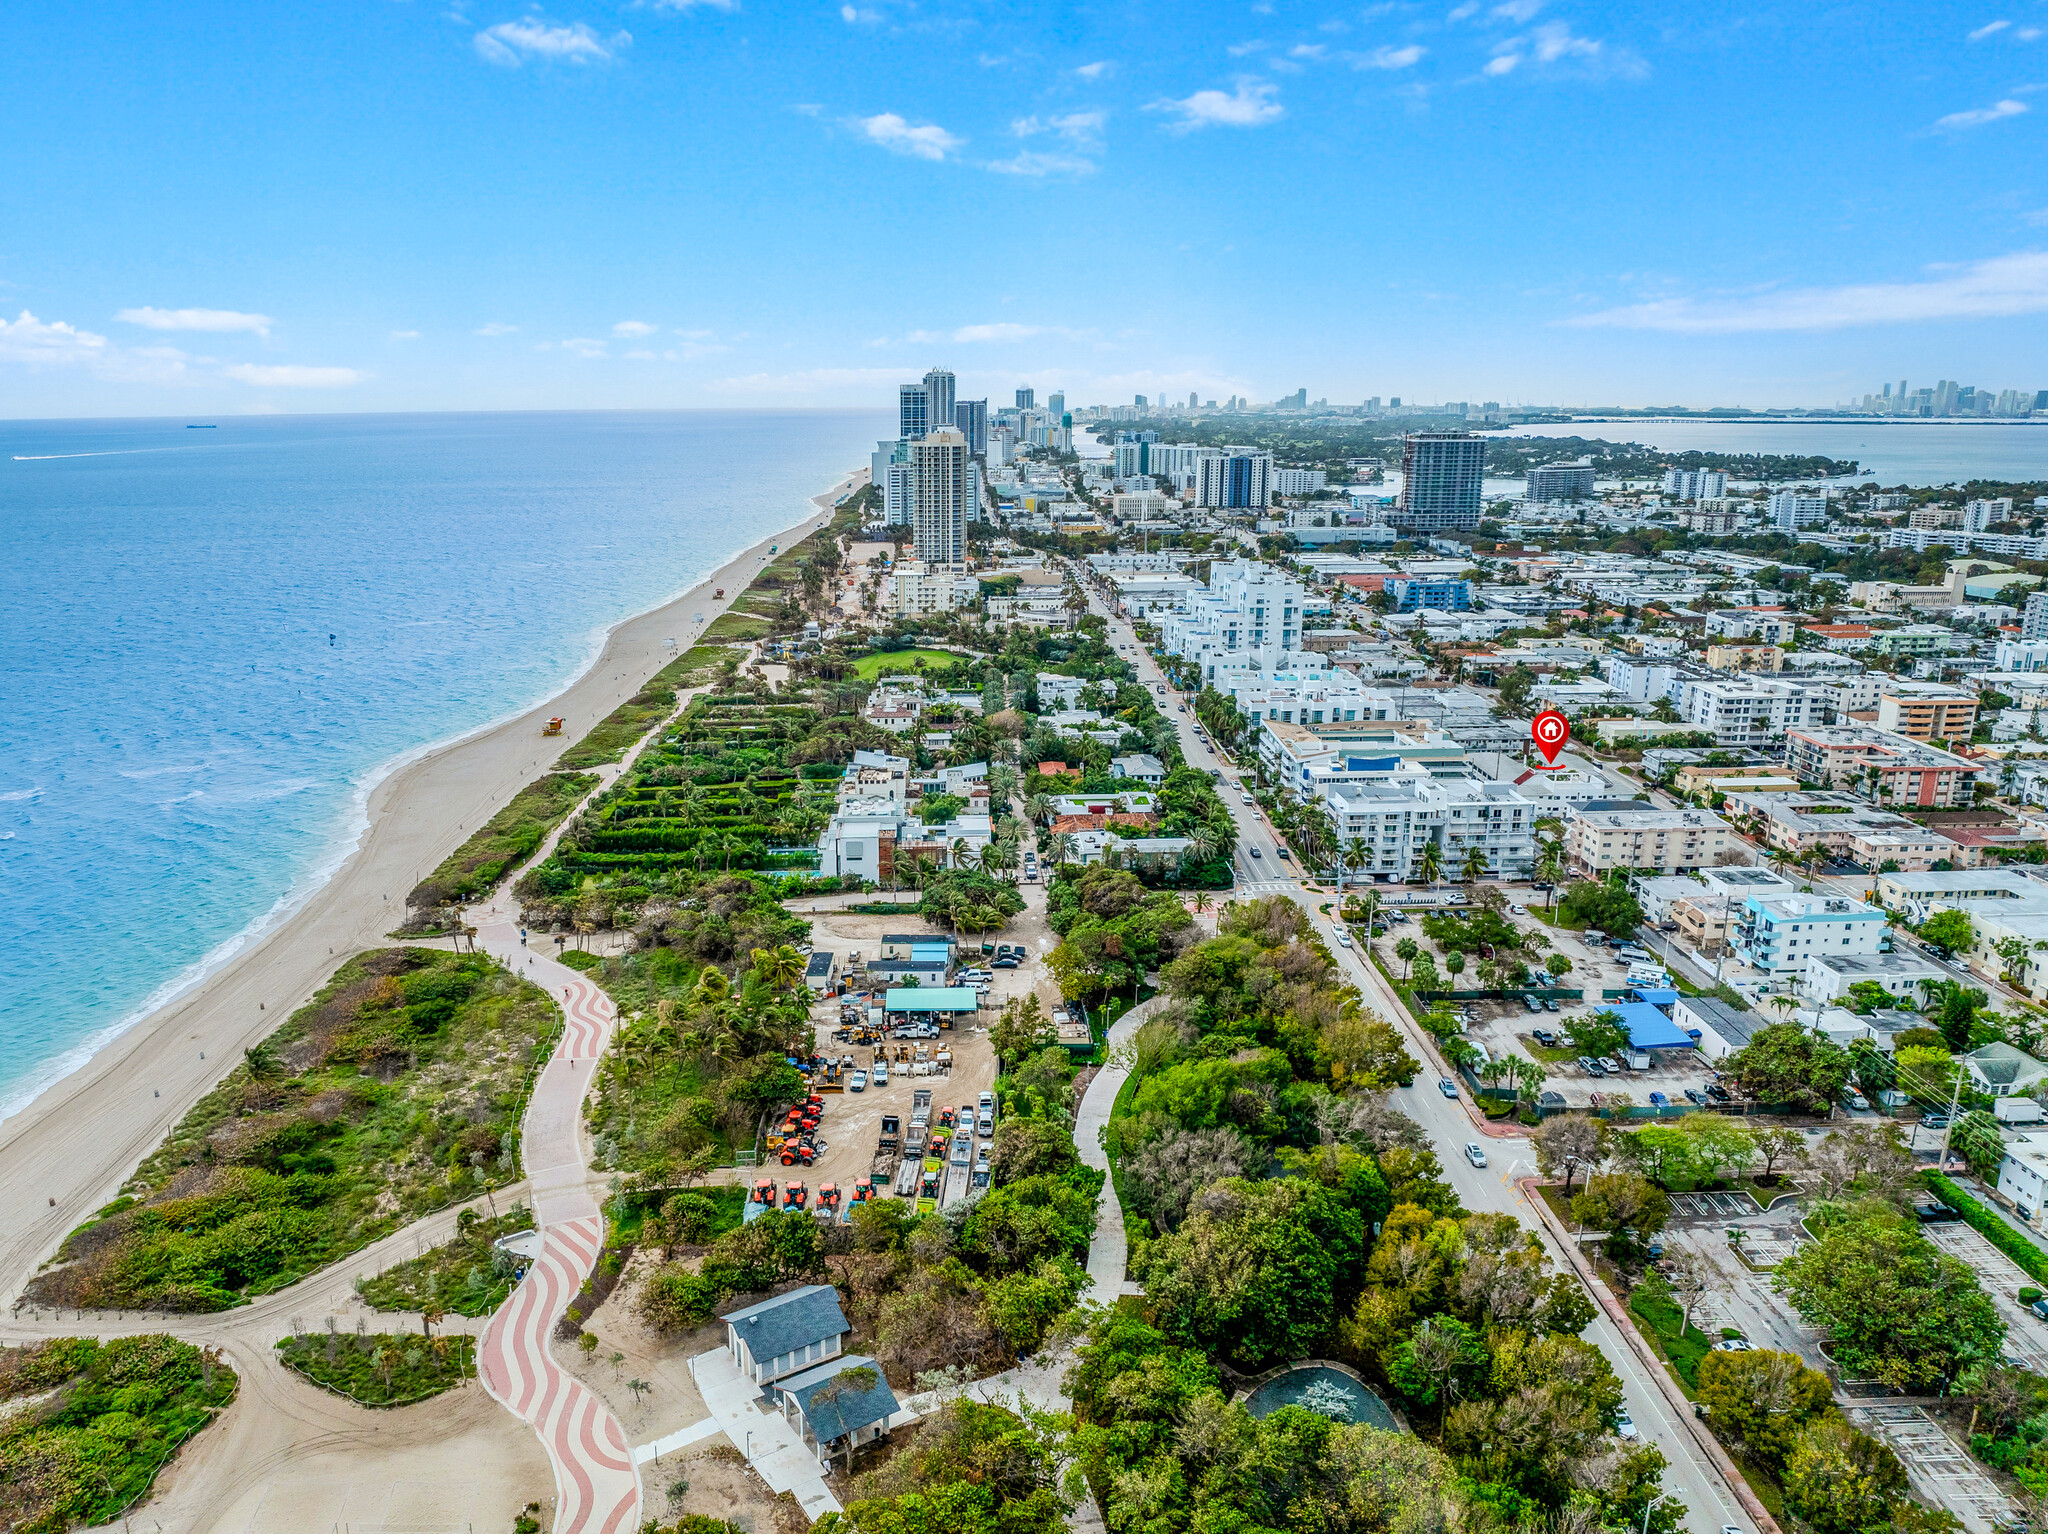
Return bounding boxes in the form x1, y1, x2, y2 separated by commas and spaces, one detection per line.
850, 648, 961, 681
1626, 1285, 1714, 1391
276, 1331, 476, 1407
0, 1336, 238, 1532
405, 771, 597, 909
358, 1205, 535, 1317
557, 669, 688, 769
30, 949, 558, 1312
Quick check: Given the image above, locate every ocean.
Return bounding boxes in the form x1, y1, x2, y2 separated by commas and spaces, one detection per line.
0, 409, 887, 1122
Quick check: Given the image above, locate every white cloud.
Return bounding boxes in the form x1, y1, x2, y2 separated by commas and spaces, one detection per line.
840, 4, 880, 21
1971, 19, 2011, 39
561, 337, 608, 357
476, 321, 519, 336
0, 309, 109, 365
1447, 1, 1480, 18
852, 112, 963, 160
1148, 79, 1283, 132
1289, 43, 1327, 60
612, 319, 657, 337
644, 0, 733, 9
987, 150, 1098, 176
116, 306, 272, 338
1492, 0, 1544, 19
1563, 250, 2048, 333
1531, 21, 1600, 61
1351, 44, 1426, 68
1931, 98, 2029, 130
1484, 51, 1521, 74
1074, 60, 1110, 80
473, 20, 625, 66
1226, 39, 1268, 57
1012, 111, 1105, 145
223, 363, 365, 387
390, 329, 421, 339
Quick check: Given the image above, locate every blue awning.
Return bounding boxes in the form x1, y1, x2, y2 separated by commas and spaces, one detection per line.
884, 987, 979, 1013
1613, 1001, 1694, 1049
1632, 988, 1680, 1007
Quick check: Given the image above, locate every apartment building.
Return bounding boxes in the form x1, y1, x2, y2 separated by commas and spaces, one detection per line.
1704, 609, 1796, 643
1313, 758, 1538, 881
1781, 727, 1979, 808
1675, 672, 1834, 748
1718, 791, 1946, 871
1226, 670, 1396, 727
1875, 683, 1977, 746
1732, 891, 1888, 975
1158, 558, 1308, 683
1564, 803, 1735, 875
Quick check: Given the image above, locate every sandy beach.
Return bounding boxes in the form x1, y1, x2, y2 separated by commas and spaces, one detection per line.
0, 467, 865, 1303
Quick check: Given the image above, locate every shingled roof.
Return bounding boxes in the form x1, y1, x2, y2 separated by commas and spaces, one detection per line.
719, 1285, 848, 1361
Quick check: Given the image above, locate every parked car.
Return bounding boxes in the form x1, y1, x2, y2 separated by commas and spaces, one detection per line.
1844, 1089, 1871, 1111
1521, 993, 1544, 1014
1542, 996, 1559, 1012
1922, 1112, 1951, 1130
1438, 1078, 1459, 1099
2031, 1297, 2048, 1322
849, 1071, 868, 1092
1539, 1091, 1567, 1109
1648, 1092, 1669, 1106
1683, 1088, 1708, 1106
1464, 1143, 1488, 1167
1532, 1029, 1559, 1047
1578, 1055, 1608, 1076
1713, 1337, 1752, 1352
1510, 904, 1528, 914
1705, 1084, 1731, 1102
1913, 1200, 1960, 1223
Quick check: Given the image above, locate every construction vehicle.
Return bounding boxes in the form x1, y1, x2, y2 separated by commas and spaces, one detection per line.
938, 1105, 957, 1131
783, 1181, 808, 1210
815, 1182, 842, 1217
818, 1059, 844, 1093
935, 1047, 953, 1073
911, 1088, 932, 1128
852, 1175, 875, 1204
879, 1114, 900, 1153
543, 717, 565, 736
780, 1138, 820, 1167
972, 1144, 992, 1190
895, 1159, 920, 1197
750, 1176, 778, 1209
918, 1161, 942, 1200
903, 1121, 928, 1160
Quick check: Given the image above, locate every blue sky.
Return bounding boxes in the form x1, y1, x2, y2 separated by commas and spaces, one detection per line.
5, 0, 2048, 415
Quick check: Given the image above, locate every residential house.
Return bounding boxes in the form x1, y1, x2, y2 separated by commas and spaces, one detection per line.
1110, 753, 1166, 786
1964, 1042, 2048, 1099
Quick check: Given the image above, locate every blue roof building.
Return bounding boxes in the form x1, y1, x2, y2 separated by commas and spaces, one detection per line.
1386, 577, 1474, 613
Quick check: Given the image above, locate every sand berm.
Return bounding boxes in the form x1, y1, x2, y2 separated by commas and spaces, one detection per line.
0, 468, 863, 1302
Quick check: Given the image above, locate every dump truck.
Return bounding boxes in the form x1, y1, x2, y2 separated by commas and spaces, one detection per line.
911, 1088, 932, 1128
879, 1113, 900, 1152
543, 717, 565, 736
903, 1123, 928, 1160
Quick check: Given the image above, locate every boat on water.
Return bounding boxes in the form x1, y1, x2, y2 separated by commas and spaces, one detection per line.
186, 423, 217, 429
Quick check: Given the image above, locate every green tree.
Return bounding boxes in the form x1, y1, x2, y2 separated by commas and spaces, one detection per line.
1565, 1009, 1630, 1061
1722, 1022, 1852, 1112
1782, 1418, 1910, 1534
1393, 937, 1419, 977
1773, 1205, 2005, 1392
1139, 1177, 1365, 1371
1570, 1173, 1669, 1256
1696, 1348, 1833, 1469
1919, 908, 1975, 958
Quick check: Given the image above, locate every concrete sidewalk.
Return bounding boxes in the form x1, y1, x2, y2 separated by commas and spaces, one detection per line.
687, 1347, 842, 1521
1075, 998, 1165, 1298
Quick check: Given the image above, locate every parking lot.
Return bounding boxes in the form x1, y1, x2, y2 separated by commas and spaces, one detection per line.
1668, 1191, 1762, 1219
1846, 1406, 2018, 1534
1922, 1222, 2048, 1375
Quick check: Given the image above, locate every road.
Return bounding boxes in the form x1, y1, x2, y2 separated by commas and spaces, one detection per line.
1071, 567, 1755, 1534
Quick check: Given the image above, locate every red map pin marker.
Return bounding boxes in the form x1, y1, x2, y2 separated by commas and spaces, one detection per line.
1531, 709, 1569, 766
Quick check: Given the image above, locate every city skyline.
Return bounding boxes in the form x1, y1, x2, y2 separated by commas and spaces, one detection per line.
7, 1, 2048, 416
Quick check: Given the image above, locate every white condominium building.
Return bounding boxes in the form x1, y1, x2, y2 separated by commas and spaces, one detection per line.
1158, 558, 1308, 683
1223, 669, 1396, 727
910, 428, 971, 566
1672, 671, 1836, 747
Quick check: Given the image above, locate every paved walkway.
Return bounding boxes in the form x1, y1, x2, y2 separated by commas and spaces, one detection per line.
474, 938, 640, 1534
1076, 996, 1166, 1298
683, 1347, 842, 1520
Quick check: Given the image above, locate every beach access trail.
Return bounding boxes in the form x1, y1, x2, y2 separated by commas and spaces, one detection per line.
0, 472, 860, 1316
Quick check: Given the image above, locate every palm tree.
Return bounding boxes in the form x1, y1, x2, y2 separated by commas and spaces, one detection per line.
1025, 793, 1054, 828
1343, 838, 1371, 893
1048, 832, 1075, 868
1461, 844, 1490, 884
750, 944, 806, 993
1191, 889, 1212, 917
951, 837, 974, 871
1417, 842, 1444, 888
1394, 937, 1419, 977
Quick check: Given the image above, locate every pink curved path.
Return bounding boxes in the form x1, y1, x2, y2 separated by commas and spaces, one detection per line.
476, 932, 640, 1534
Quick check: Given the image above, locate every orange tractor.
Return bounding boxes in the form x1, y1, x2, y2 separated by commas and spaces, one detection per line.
749, 1176, 777, 1209
783, 1181, 808, 1210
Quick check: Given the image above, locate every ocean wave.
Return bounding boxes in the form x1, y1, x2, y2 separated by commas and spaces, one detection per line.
0, 786, 40, 802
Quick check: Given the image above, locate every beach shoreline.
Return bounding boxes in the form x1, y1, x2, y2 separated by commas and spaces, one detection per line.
0, 466, 864, 1301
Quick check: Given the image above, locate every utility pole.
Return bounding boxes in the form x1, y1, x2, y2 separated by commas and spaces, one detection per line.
1936, 1067, 1965, 1174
